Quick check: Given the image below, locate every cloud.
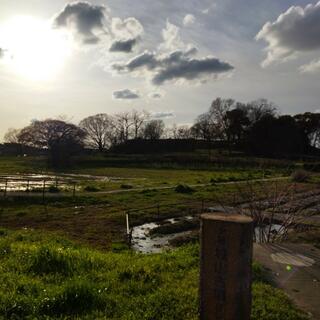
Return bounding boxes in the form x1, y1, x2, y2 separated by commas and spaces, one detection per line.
109, 38, 138, 52
108, 17, 143, 53
201, 3, 217, 14
183, 14, 195, 27
152, 56, 233, 85
53, 1, 108, 44
53, 2, 143, 50
113, 89, 140, 100
111, 17, 143, 40
112, 51, 158, 73
149, 92, 163, 99
159, 21, 184, 51
299, 59, 320, 74
151, 111, 175, 119
111, 48, 234, 85
256, 2, 320, 67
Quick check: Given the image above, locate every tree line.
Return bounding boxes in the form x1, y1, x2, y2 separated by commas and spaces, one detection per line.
3, 98, 320, 166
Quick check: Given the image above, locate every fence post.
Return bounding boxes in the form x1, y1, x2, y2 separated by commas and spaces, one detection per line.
200, 213, 253, 320
4, 179, 8, 198
26, 180, 30, 192
126, 213, 130, 235
126, 213, 132, 246
157, 204, 160, 218
73, 182, 76, 199
42, 180, 46, 202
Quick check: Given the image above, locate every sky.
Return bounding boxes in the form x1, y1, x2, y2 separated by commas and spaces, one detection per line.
1, 0, 320, 139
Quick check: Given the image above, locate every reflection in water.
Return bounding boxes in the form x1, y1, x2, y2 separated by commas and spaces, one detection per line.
131, 217, 194, 254
131, 217, 284, 254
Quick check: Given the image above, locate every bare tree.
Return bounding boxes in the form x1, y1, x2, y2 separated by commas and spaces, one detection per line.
170, 124, 192, 139
114, 112, 135, 143
143, 120, 165, 140
208, 98, 235, 139
131, 110, 150, 139
79, 114, 114, 151
191, 98, 235, 141
191, 113, 217, 142
3, 128, 21, 143
234, 181, 308, 243
244, 98, 278, 124
18, 119, 85, 167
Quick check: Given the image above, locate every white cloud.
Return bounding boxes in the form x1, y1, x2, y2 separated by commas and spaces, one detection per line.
256, 2, 320, 67
159, 21, 184, 52
183, 14, 195, 27
299, 59, 320, 74
111, 17, 143, 40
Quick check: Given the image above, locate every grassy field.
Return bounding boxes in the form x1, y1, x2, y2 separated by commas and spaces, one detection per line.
0, 154, 318, 318
0, 155, 315, 248
0, 228, 308, 320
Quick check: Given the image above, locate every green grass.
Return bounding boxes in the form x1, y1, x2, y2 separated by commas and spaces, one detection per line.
0, 228, 307, 320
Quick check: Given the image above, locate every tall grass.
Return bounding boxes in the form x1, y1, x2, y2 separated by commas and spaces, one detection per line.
0, 228, 307, 319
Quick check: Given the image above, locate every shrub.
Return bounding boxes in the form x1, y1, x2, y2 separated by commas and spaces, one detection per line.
84, 185, 100, 192
291, 169, 310, 182
0, 229, 8, 237
48, 185, 60, 193
252, 262, 271, 284
120, 184, 133, 189
175, 184, 194, 194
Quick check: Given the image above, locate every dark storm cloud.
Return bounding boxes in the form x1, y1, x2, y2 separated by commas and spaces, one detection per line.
111, 48, 234, 85
113, 89, 140, 99
256, 1, 320, 66
109, 38, 138, 53
53, 1, 107, 44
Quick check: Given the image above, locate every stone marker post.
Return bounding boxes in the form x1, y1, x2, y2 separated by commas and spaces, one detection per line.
200, 213, 253, 320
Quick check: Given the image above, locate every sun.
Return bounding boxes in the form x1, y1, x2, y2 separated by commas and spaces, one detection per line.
0, 16, 71, 81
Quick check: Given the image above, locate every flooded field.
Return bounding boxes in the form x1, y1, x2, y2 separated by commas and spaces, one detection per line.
0, 173, 142, 192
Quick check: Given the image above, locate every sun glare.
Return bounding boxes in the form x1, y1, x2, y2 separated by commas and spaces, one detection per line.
0, 16, 71, 81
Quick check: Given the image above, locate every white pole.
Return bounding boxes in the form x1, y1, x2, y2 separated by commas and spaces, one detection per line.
126, 213, 130, 235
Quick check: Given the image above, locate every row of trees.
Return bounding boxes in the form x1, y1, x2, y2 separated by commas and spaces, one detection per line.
3, 98, 320, 166
192, 98, 320, 156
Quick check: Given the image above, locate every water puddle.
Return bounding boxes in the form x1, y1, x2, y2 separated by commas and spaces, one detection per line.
0, 173, 141, 192
131, 216, 195, 253
131, 215, 285, 254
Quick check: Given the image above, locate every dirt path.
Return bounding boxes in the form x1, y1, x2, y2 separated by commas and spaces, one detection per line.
254, 243, 320, 319
95, 176, 289, 194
